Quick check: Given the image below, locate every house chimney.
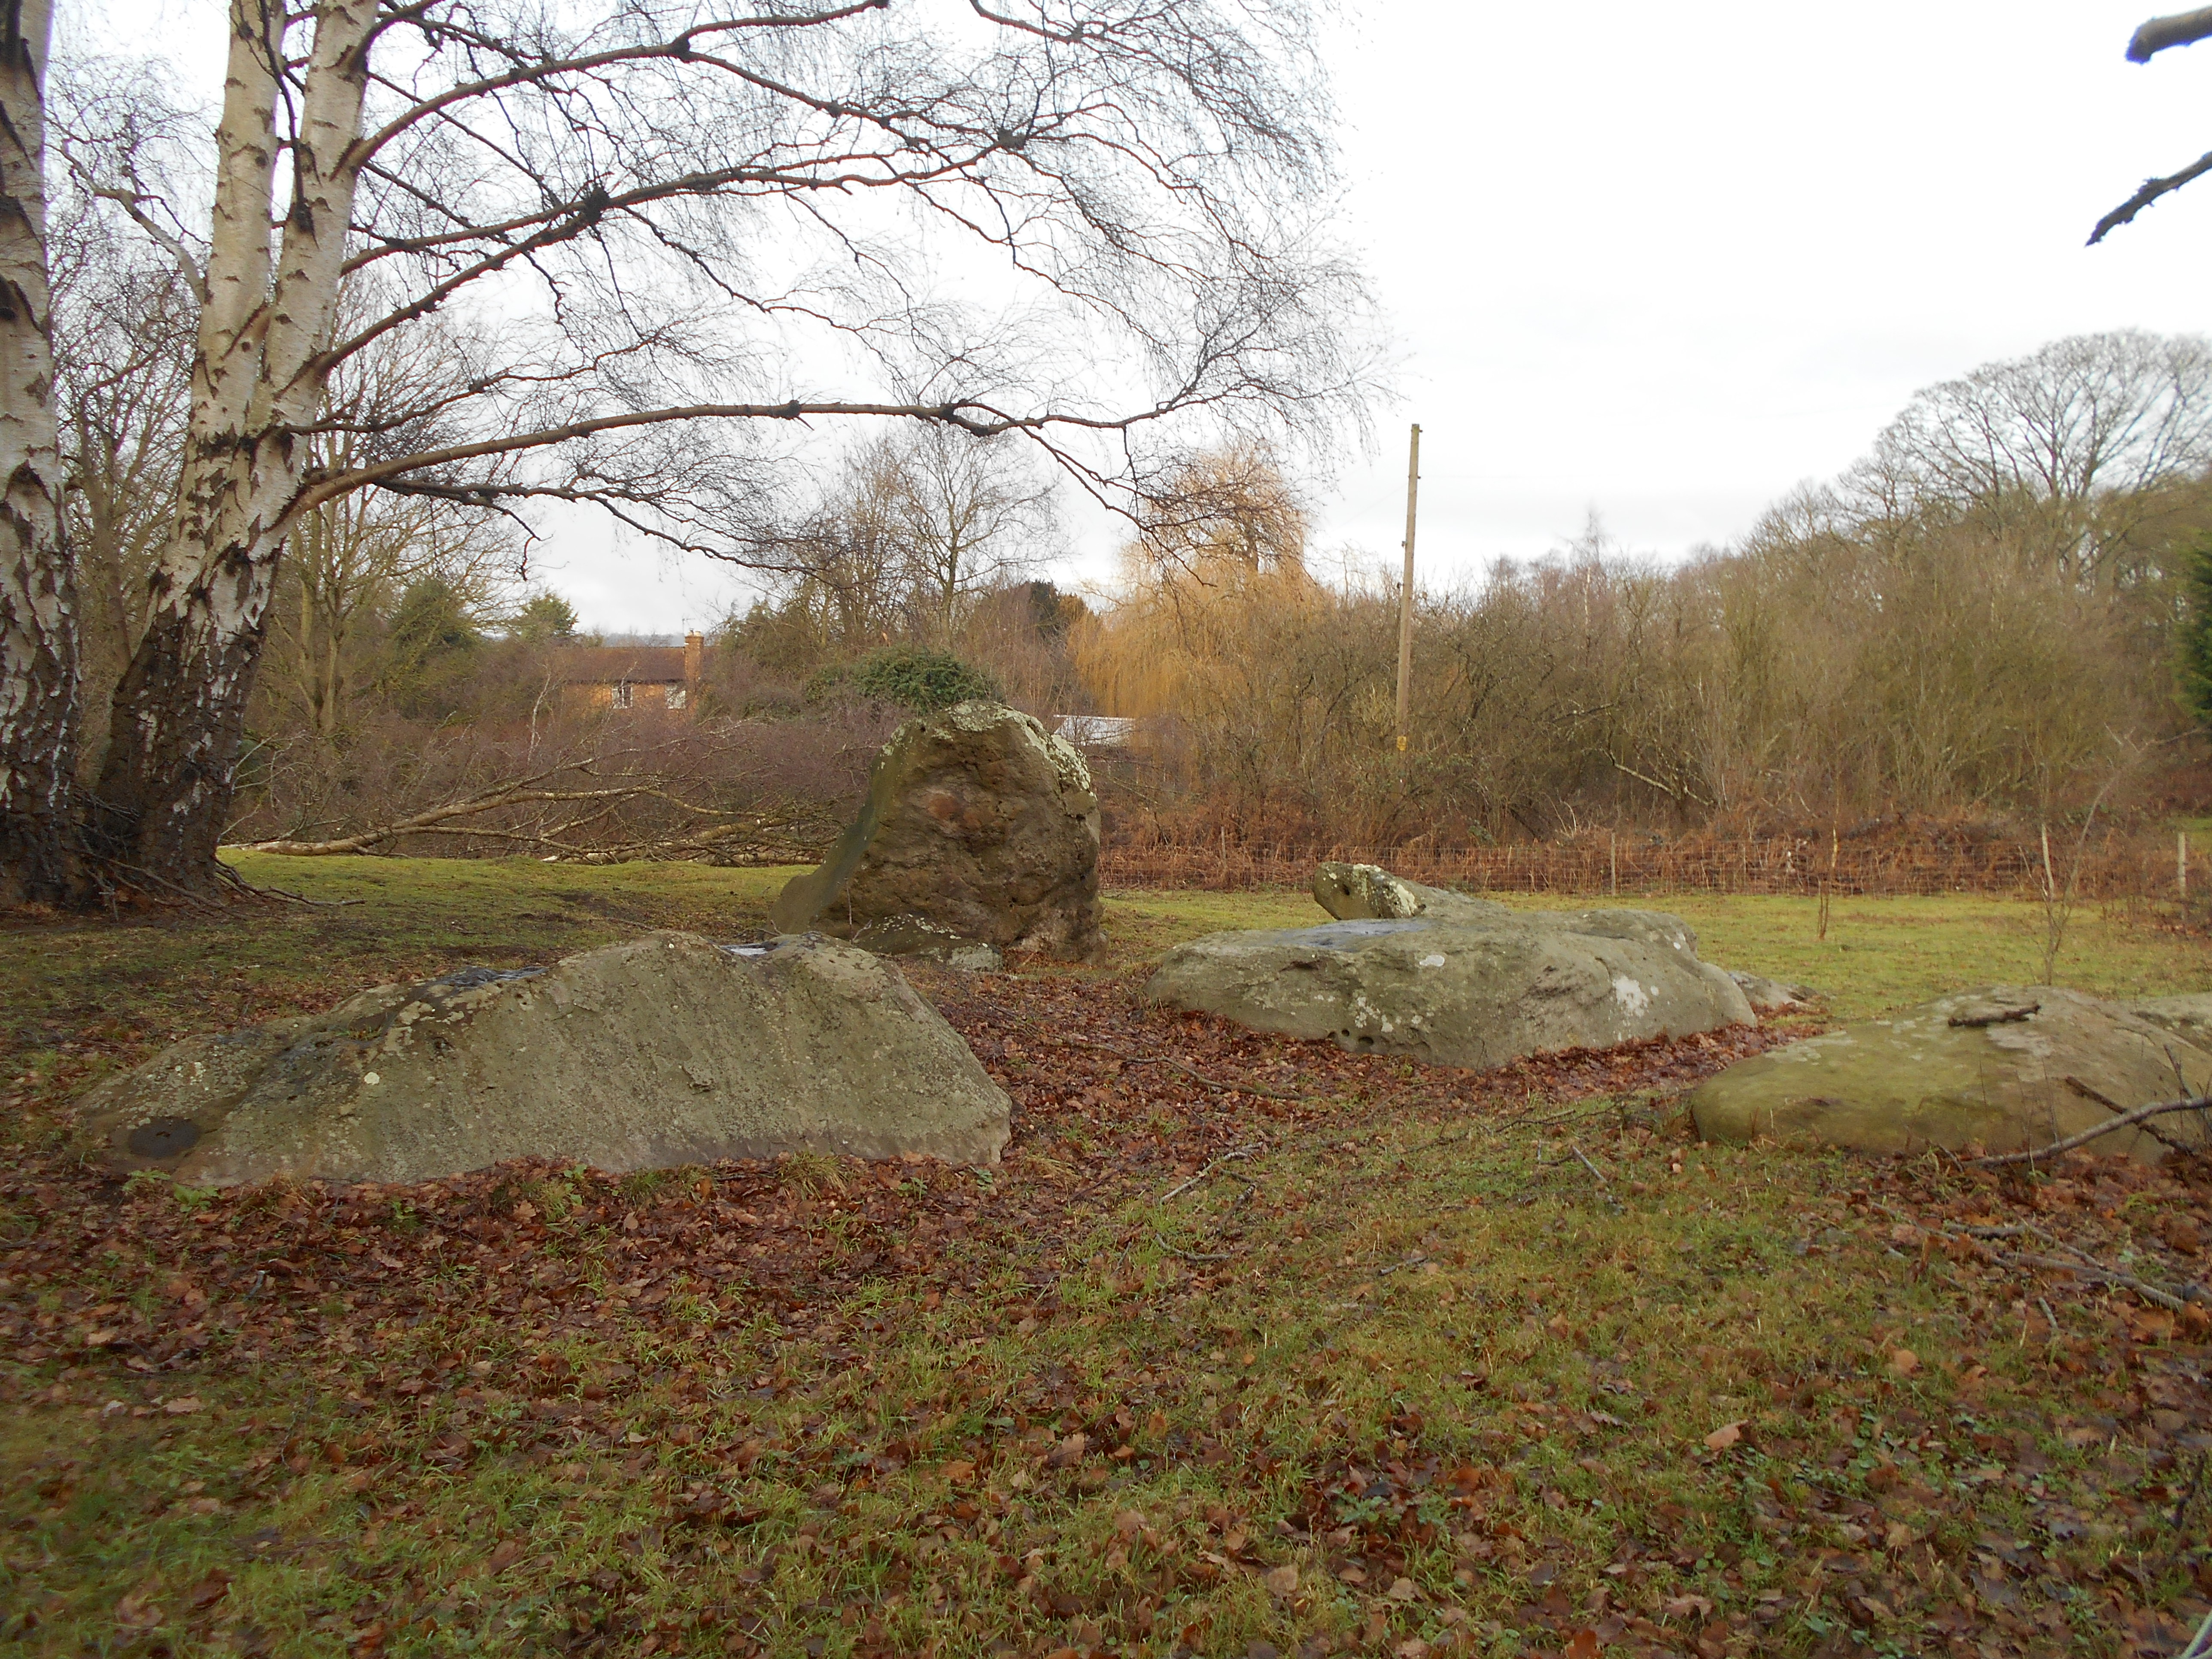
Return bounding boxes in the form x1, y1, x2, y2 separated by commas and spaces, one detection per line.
684, 631, 704, 688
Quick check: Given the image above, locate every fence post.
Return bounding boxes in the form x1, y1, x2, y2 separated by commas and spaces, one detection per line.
2183, 829, 2191, 899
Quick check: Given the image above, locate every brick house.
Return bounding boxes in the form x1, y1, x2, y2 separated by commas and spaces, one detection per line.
559, 632, 705, 713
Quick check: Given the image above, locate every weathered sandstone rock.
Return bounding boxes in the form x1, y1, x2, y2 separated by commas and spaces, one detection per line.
1146, 905, 1752, 1070
1688, 985, 2212, 1164
2130, 994, 2212, 1049
1728, 969, 1820, 1013
78, 932, 1011, 1185
1312, 861, 1510, 924
772, 700, 1102, 960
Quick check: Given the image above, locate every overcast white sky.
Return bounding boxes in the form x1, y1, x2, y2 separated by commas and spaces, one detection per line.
89, 0, 2212, 630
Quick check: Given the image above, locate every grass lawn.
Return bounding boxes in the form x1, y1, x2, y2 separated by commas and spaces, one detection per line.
1102, 889, 2212, 1024
6, 859, 2212, 1658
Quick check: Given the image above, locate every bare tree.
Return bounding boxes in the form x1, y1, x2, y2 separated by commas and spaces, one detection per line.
269, 313, 521, 738
887, 426, 1060, 641
1132, 442, 1309, 580
52, 161, 194, 785
1845, 331, 2212, 586
744, 426, 1059, 656
5, 0, 1371, 902
737, 438, 917, 671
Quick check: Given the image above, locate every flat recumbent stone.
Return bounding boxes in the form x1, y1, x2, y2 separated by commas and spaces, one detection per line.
77, 932, 1010, 1186
1145, 902, 1751, 1070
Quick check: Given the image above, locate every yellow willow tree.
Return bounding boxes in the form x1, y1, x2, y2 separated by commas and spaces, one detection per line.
5, 0, 1372, 903
1075, 450, 1355, 813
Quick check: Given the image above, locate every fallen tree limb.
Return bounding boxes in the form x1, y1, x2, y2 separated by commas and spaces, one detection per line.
1914, 1213, 2206, 1313
1879, 1199, 2209, 1312
231, 762, 831, 865
1991, 1249, 2193, 1314
236, 783, 659, 856
1964, 1091, 2212, 1166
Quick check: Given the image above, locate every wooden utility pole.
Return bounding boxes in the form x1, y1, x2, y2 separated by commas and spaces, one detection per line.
1394, 422, 1421, 753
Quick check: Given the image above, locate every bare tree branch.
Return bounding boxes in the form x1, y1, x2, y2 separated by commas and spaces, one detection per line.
287, 395, 1198, 522
2129, 6, 2212, 61
84, 185, 206, 301
2089, 148, 2212, 243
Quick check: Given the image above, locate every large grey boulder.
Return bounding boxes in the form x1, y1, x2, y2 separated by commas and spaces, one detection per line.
78, 932, 1011, 1186
772, 700, 1103, 961
1145, 907, 1753, 1070
1688, 986, 2212, 1164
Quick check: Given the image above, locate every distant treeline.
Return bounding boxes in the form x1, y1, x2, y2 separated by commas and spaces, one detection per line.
213, 331, 2212, 860
1070, 331, 2212, 850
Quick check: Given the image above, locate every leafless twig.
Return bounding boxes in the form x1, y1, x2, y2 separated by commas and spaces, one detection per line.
1571, 1142, 1624, 1212
1948, 1004, 2039, 1028
2091, 149, 2212, 244
1157, 1145, 1264, 1203
1154, 1234, 1235, 1264
1964, 1092, 2212, 1165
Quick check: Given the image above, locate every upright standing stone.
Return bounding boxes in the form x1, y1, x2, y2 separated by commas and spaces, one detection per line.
772, 701, 1104, 960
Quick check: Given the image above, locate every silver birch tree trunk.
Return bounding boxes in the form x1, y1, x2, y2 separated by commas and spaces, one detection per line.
0, 0, 73, 906
67, 0, 1361, 899
94, 0, 373, 891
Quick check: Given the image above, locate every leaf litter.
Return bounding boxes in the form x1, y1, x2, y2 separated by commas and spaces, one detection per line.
1, 959, 2210, 1656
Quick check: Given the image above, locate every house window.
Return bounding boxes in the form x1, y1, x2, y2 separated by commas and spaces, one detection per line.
666, 685, 687, 711
611, 681, 632, 710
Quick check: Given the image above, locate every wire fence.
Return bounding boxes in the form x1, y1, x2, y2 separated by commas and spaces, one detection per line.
1098, 833, 2203, 899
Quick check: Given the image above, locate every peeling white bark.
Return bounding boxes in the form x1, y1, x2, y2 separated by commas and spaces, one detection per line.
97, 0, 374, 886
0, 0, 74, 904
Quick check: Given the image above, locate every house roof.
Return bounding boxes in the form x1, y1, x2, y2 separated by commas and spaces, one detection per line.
556, 646, 690, 685
1056, 714, 1136, 747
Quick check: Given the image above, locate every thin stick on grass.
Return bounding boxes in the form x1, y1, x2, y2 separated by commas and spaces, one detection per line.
1895, 1206, 2204, 1313
1571, 1143, 1624, 1212
1154, 1233, 1235, 1263
1158, 1144, 1264, 1202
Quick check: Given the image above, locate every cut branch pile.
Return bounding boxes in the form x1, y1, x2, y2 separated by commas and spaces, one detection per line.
227, 734, 839, 866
